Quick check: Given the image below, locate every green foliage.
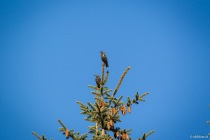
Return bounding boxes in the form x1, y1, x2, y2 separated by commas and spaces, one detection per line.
32, 52, 154, 140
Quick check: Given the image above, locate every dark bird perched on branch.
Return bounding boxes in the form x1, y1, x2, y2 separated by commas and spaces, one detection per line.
100, 51, 109, 67
94, 74, 101, 88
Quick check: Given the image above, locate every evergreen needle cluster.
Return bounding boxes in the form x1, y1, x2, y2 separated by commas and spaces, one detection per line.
32, 51, 154, 140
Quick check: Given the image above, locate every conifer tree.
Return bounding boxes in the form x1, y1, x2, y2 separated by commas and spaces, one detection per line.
32, 51, 154, 140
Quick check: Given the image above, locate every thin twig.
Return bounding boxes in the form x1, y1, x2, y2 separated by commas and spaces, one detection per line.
146, 130, 155, 137
138, 92, 149, 101
32, 132, 42, 140
113, 66, 131, 96
58, 119, 66, 129
101, 63, 105, 85
103, 71, 109, 85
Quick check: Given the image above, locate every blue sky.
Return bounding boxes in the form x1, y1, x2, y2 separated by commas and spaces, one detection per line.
0, 0, 210, 140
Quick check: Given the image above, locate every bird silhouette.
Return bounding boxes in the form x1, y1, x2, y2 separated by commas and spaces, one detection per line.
94, 74, 101, 88
100, 51, 109, 67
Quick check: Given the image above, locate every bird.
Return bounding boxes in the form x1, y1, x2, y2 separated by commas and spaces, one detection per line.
94, 74, 101, 88
100, 51, 109, 67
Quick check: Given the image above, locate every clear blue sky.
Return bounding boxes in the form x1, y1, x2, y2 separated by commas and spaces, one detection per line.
0, 0, 210, 140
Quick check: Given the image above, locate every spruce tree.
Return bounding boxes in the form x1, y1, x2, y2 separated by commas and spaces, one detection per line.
32, 51, 154, 140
